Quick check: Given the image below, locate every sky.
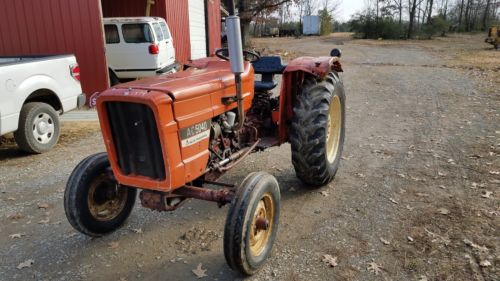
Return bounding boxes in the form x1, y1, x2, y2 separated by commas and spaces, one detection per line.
337, 0, 366, 21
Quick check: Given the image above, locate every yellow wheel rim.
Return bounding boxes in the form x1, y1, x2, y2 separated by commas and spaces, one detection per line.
326, 95, 341, 163
87, 174, 128, 221
249, 193, 275, 257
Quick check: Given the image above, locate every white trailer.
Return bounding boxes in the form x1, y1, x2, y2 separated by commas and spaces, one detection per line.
303, 16, 320, 35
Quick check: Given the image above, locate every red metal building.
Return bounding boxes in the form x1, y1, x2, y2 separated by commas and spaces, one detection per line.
0, 0, 221, 99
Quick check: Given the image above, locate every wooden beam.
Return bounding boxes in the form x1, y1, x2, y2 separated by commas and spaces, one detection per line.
146, 0, 155, 16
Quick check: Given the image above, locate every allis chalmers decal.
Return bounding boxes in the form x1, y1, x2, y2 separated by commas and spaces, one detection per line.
180, 120, 211, 147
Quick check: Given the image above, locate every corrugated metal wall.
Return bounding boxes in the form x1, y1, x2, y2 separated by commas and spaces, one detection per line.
0, 0, 221, 98
163, 0, 191, 62
0, 0, 108, 98
206, 0, 222, 54
102, 0, 221, 63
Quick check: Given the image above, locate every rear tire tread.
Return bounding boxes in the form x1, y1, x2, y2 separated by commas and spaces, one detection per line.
290, 73, 345, 187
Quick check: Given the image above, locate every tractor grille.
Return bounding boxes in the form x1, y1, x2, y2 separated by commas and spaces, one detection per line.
105, 102, 166, 180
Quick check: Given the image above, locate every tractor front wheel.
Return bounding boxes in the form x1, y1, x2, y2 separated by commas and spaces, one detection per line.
64, 152, 137, 237
290, 73, 346, 187
224, 172, 280, 275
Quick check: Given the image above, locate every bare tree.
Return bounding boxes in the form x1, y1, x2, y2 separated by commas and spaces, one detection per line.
427, 0, 435, 23
408, 0, 425, 38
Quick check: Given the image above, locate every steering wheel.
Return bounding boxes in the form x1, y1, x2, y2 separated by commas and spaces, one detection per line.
215, 48, 261, 63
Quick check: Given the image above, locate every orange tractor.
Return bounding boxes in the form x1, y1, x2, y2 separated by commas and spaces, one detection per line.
64, 2, 345, 275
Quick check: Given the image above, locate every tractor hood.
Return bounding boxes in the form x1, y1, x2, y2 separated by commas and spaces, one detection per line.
112, 58, 254, 102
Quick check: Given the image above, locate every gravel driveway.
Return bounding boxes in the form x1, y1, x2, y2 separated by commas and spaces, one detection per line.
1, 34, 498, 281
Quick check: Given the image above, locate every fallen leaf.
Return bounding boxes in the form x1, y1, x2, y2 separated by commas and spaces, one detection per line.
37, 203, 49, 209
320, 191, 329, 197
66, 232, 78, 238
463, 239, 488, 252
9, 233, 25, 239
468, 154, 482, 159
355, 173, 366, 178
8, 213, 24, 220
410, 176, 423, 182
389, 198, 398, 204
380, 237, 390, 245
479, 260, 491, 267
437, 208, 450, 215
17, 259, 34, 269
424, 228, 451, 245
108, 241, 119, 249
481, 191, 493, 199
192, 263, 207, 278
38, 218, 50, 224
418, 275, 429, 281
367, 262, 383, 275
322, 254, 338, 267
131, 228, 142, 234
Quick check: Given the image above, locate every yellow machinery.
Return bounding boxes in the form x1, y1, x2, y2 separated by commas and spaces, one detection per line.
485, 26, 499, 49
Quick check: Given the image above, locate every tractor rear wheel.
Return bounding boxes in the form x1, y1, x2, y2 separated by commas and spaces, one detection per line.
224, 172, 280, 275
64, 152, 137, 237
290, 73, 345, 188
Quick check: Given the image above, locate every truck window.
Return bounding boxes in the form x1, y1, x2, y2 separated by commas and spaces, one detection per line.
122, 24, 154, 43
159, 22, 171, 40
152, 23, 164, 41
104, 25, 120, 44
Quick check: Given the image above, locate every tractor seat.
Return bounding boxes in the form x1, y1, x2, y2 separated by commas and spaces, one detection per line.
252, 56, 286, 92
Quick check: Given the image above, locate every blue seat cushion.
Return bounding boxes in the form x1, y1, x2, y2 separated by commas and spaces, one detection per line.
252, 56, 286, 74
254, 81, 278, 91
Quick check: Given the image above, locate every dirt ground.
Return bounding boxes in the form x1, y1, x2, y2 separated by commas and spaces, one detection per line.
0, 33, 498, 281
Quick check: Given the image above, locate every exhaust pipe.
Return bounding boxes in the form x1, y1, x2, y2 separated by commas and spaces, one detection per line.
225, 7, 245, 131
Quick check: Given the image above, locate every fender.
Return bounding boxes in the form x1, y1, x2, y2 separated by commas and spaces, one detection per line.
0, 75, 63, 135
278, 56, 343, 143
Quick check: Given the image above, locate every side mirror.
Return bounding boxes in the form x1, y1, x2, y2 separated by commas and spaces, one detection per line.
330, 48, 342, 58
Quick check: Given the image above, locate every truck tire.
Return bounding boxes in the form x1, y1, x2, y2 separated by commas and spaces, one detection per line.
290, 73, 345, 187
224, 172, 280, 275
14, 102, 60, 153
64, 153, 137, 237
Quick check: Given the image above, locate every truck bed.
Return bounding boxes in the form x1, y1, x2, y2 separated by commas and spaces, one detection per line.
0, 55, 73, 66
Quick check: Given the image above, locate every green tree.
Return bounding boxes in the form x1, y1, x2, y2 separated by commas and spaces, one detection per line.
319, 8, 333, 35
422, 15, 450, 39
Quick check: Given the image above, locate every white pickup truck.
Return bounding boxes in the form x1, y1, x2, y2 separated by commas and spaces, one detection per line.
0, 55, 85, 153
